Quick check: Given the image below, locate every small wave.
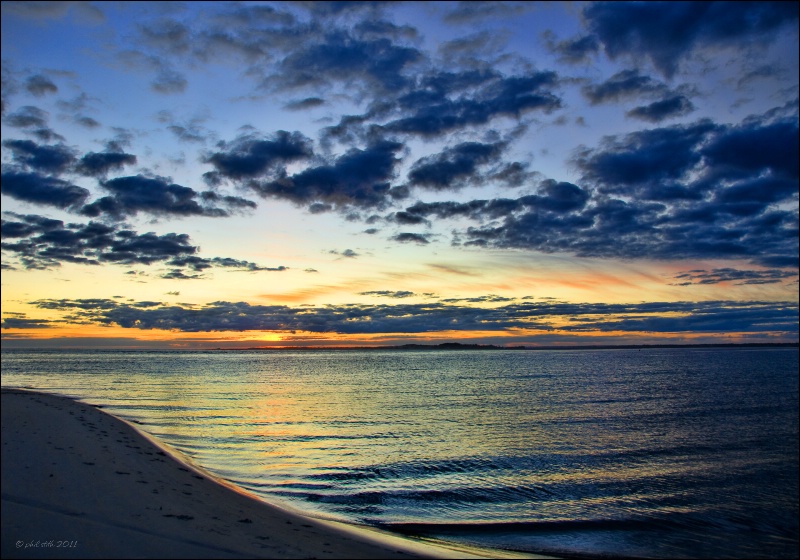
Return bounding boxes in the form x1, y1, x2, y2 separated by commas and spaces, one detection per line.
380, 516, 686, 536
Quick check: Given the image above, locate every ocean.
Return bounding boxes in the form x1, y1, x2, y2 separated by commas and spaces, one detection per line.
2, 347, 797, 558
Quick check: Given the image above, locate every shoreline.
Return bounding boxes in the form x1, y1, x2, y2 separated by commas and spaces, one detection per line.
1, 388, 550, 559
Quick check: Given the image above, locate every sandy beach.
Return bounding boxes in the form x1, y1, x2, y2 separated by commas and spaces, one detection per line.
2, 388, 547, 559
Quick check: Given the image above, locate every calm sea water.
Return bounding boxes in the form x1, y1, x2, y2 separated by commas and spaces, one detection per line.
2, 347, 798, 558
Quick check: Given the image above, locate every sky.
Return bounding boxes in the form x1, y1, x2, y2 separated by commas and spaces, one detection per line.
1, 1, 798, 349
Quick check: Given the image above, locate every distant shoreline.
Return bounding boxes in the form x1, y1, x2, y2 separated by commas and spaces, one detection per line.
236, 342, 800, 351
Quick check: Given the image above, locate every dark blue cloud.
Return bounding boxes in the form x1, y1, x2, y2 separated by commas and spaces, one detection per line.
3, 105, 49, 128
295, 1, 394, 18
443, 1, 533, 24
3, 139, 77, 173
0, 315, 55, 329
1, 212, 285, 274
1, 213, 188, 269
626, 95, 694, 122
383, 71, 562, 138
1, 170, 89, 209
672, 267, 797, 286
404, 179, 590, 222
272, 29, 422, 93
20, 297, 798, 337
203, 130, 313, 184
545, 34, 600, 64
582, 69, 667, 105
391, 232, 430, 244
75, 151, 138, 177
407, 141, 506, 191
360, 290, 416, 298
25, 74, 58, 96
457, 188, 798, 269
583, 1, 799, 77
574, 120, 718, 195
80, 175, 242, 219
284, 97, 326, 111
400, 111, 798, 269
249, 139, 404, 211
701, 118, 799, 181
167, 255, 288, 273
391, 211, 428, 226
2, 104, 64, 142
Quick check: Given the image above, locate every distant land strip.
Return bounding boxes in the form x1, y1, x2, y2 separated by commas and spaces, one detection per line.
229, 342, 799, 351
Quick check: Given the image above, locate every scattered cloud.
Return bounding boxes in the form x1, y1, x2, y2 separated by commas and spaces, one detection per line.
581, 1, 799, 77
14, 297, 797, 337
626, 95, 695, 122
25, 74, 58, 96
1, 212, 280, 274
672, 268, 797, 286
360, 290, 416, 298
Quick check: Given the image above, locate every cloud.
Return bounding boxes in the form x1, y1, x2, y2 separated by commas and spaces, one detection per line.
437, 31, 509, 65
115, 49, 189, 94
701, 117, 799, 182
209, 3, 296, 27
397, 111, 797, 269
403, 179, 590, 222
561, 302, 799, 334
2, 139, 138, 178
150, 67, 188, 94
321, 68, 556, 144
160, 269, 204, 280
25, 74, 58, 96
544, 33, 600, 64
167, 255, 288, 273
0, 140, 254, 220
443, 1, 533, 24
249, 139, 404, 211
0, 315, 55, 329
198, 191, 257, 212
672, 268, 797, 286
441, 294, 515, 303
391, 232, 431, 244
406, 141, 506, 191
79, 174, 243, 219
329, 249, 359, 258
382, 71, 562, 138
294, 1, 393, 18
457, 189, 797, 269
626, 95, 695, 122
74, 116, 100, 128
1, 170, 90, 209
360, 290, 416, 298
137, 18, 192, 55
284, 97, 326, 111
19, 297, 798, 337
573, 119, 718, 196
1, 213, 196, 269
1, 1, 105, 23
270, 29, 422, 93
581, 69, 667, 105
391, 211, 428, 226
75, 151, 137, 177
203, 130, 313, 184
582, 1, 799, 77
2, 105, 64, 141
1, 212, 279, 275
4, 104, 49, 128
3, 139, 77, 173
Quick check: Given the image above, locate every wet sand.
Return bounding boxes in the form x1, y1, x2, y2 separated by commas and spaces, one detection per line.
2, 388, 546, 559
